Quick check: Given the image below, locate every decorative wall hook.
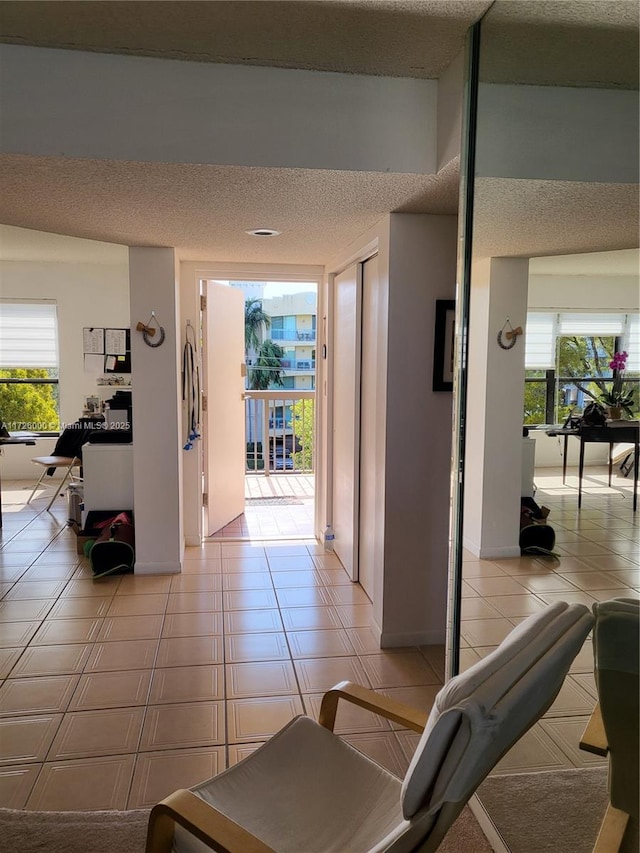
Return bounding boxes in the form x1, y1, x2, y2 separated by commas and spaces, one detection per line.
136, 311, 166, 348
497, 319, 523, 350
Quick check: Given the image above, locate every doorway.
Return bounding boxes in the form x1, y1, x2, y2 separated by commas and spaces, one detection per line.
202, 275, 321, 541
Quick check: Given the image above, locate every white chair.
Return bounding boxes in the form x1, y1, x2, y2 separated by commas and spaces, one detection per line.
146, 601, 594, 853
27, 454, 81, 511
26, 424, 93, 511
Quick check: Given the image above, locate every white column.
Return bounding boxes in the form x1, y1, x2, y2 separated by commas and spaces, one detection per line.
129, 247, 183, 574
464, 257, 529, 559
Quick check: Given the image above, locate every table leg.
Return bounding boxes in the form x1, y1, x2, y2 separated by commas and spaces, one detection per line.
578, 436, 586, 509
608, 443, 613, 488
563, 434, 569, 485
634, 442, 638, 513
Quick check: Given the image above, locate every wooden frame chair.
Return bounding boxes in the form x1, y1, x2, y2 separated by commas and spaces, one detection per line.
580, 598, 639, 853
146, 601, 594, 853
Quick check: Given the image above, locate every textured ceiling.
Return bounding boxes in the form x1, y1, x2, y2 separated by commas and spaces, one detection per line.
0, 0, 492, 79
0, 0, 638, 268
0, 0, 635, 86
0, 154, 460, 265
473, 179, 640, 260
480, 1, 639, 88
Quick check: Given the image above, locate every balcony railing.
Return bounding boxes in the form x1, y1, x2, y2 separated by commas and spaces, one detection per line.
279, 359, 315, 371
244, 390, 315, 475
271, 329, 316, 342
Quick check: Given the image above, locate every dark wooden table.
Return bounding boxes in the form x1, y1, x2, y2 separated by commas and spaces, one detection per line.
545, 427, 579, 485
0, 436, 37, 528
578, 424, 638, 511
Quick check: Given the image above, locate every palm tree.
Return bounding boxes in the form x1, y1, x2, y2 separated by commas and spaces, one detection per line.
244, 298, 271, 356
249, 340, 286, 390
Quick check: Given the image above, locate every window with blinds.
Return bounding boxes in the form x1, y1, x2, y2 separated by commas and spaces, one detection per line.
525, 311, 637, 369
524, 310, 639, 425
0, 300, 60, 433
625, 313, 639, 371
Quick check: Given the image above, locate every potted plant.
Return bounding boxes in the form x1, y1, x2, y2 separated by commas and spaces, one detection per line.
599, 350, 634, 419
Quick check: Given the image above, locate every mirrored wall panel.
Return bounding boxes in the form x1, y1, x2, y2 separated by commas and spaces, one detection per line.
449, 2, 639, 850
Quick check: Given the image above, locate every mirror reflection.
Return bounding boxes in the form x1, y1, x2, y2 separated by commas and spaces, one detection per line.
453, 2, 639, 851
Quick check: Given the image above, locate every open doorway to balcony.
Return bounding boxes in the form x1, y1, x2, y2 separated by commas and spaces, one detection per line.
205, 277, 319, 540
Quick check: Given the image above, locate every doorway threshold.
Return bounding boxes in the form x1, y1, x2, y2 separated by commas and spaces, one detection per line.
207, 473, 315, 540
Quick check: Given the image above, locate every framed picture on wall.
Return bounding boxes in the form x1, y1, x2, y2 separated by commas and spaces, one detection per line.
432, 299, 455, 391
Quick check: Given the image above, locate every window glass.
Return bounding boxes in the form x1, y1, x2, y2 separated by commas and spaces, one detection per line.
0, 301, 60, 432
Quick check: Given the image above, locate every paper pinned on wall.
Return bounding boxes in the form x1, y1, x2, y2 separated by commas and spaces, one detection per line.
105, 329, 127, 355
84, 353, 104, 373
105, 355, 117, 371
83, 327, 104, 354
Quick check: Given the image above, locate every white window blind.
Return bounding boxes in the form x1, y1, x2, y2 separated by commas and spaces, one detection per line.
0, 301, 58, 369
557, 313, 626, 337
525, 313, 557, 369
625, 313, 639, 371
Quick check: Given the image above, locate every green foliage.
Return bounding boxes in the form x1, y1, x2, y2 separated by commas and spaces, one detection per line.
557, 336, 613, 400
0, 370, 60, 431
523, 381, 546, 425
291, 399, 314, 471
249, 340, 286, 390
522, 335, 640, 424
244, 298, 271, 354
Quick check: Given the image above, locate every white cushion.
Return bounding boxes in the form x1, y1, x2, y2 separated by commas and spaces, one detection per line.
401, 601, 593, 818
177, 716, 405, 853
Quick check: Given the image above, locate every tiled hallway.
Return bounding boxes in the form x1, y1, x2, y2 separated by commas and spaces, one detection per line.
464, 465, 638, 777
1, 463, 637, 811
0, 480, 442, 811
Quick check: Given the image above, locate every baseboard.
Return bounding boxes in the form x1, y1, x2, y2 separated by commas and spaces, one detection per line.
463, 538, 521, 561
477, 546, 521, 560
380, 628, 445, 648
184, 535, 202, 547
468, 793, 509, 853
134, 561, 181, 575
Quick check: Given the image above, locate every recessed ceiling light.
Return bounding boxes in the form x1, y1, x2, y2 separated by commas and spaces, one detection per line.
245, 228, 281, 237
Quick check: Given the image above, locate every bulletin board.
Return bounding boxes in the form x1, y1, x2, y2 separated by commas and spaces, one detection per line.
83, 327, 131, 373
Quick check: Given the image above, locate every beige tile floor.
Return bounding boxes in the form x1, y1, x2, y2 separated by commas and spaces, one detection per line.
463, 465, 638, 777
0, 479, 441, 811
211, 474, 315, 538
1, 464, 636, 812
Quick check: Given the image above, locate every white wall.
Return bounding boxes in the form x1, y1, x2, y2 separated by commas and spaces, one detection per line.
464, 257, 529, 559
437, 49, 464, 170
383, 213, 458, 645
325, 212, 457, 647
477, 84, 638, 183
1, 44, 438, 175
0, 258, 130, 477
528, 274, 639, 312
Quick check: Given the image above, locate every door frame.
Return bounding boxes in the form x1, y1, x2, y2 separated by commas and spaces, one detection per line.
179, 261, 325, 544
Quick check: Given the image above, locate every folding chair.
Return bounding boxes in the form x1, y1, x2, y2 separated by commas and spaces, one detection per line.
27, 425, 91, 511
